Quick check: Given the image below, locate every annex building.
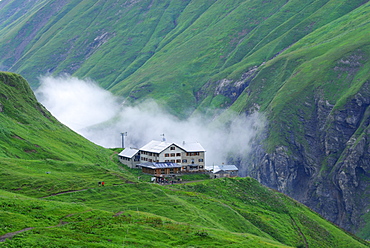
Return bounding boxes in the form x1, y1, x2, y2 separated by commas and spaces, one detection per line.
207, 164, 239, 178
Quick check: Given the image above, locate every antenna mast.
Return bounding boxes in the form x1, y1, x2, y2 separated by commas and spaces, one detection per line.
121, 132, 127, 148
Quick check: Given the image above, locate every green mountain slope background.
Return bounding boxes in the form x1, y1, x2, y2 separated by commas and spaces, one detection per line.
1, 0, 370, 239
0, 71, 368, 247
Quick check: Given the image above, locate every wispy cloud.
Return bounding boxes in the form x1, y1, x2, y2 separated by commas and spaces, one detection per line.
36, 75, 266, 173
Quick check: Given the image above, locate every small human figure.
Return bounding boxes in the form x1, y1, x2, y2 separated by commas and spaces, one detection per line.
102, 181, 105, 186
98, 181, 101, 186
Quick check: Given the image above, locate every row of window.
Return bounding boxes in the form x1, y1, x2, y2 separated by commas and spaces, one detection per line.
143, 153, 203, 158
164, 153, 202, 157
164, 159, 181, 163
186, 152, 200, 156
126, 155, 204, 163
141, 157, 159, 162
182, 159, 204, 163
160, 168, 178, 174
140, 158, 204, 163
164, 153, 181, 157
141, 151, 158, 156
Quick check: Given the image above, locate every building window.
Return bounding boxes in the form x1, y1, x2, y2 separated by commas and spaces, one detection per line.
165, 160, 169, 162
186, 152, 200, 156
199, 159, 203, 162
171, 160, 175, 162
171, 153, 175, 157
176, 153, 181, 156
176, 159, 181, 163
170, 147, 175, 150
182, 159, 187, 163
165, 153, 169, 157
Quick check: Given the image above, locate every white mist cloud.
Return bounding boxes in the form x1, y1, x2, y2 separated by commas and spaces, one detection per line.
36, 75, 119, 131
35, 75, 266, 173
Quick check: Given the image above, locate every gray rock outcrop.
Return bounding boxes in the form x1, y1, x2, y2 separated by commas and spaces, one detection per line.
250, 81, 370, 233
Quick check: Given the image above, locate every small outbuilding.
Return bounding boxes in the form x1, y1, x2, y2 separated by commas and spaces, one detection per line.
118, 147, 140, 168
209, 165, 239, 178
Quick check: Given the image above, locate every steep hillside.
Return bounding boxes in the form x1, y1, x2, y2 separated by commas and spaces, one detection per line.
0, 0, 367, 115
0, 72, 115, 164
1, 0, 370, 239
228, 1, 370, 237
0, 72, 368, 247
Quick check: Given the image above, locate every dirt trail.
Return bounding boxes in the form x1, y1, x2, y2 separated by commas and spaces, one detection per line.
40, 182, 132, 199
290, 215, 308, 248
0, 211, 92, 242
0, 227, 34, 242
40, 188, 89, 198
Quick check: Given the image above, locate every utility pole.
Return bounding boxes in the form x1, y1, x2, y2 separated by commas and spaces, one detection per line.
121, 132, 127, 148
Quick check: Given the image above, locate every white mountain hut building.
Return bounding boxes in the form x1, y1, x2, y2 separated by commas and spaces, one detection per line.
118, 140, 206, 176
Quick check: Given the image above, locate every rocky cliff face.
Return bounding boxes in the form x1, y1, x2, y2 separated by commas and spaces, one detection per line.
249, 81, 370, 234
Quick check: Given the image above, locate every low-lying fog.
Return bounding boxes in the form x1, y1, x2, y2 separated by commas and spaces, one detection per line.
35, 75, 266, 175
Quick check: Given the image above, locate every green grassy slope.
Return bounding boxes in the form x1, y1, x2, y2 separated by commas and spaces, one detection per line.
0, 0, 368, 115
111, 0, 369, 114
0, 72, 368, 247
0, 190, 289, 248
231, 0, 370, 115
1, 174, 368, 247
44, 178, 370, 248
0, 72, 116, 165
230, 1, 370, 150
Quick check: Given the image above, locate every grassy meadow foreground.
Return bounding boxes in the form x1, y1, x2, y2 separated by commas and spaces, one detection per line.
0, 72, 369, 247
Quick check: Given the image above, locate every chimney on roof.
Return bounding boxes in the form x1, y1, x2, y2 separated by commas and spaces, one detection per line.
182, 141, 185, 145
